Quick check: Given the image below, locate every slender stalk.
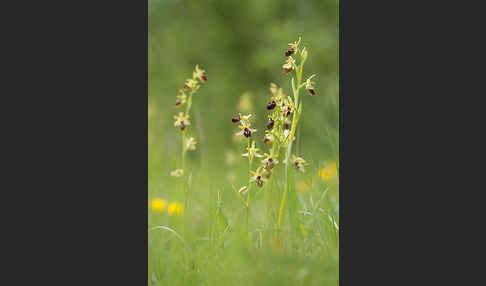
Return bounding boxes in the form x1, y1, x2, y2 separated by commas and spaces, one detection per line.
245, 137, 252, 235
278, 62, 304, 231
182, 90, 195, 214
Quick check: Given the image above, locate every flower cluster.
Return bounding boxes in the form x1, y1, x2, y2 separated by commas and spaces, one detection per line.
150, 198, 184, 216
259, 37, 318, 182
173, 65, 206, 131
171, 65, 206, 180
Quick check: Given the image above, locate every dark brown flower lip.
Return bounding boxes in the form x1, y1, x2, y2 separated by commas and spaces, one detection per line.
183, 84, 190, 90
231, 116, 240, 123
243, 128, 251, 138
307, 88, 315, 96
267, 101, 276, 110
284, 67, 293, 74
256, 176, 264, 187
180, 122, 186, 131
285, 48, 295, 57
266, 118, 274, 130
200, 75, 207, 83
175, 99, 182, 106
265, 158, 275, 169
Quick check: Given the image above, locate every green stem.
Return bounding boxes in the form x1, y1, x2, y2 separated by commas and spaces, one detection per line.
245, 138, 252, 235
277, 61, 304, 232
182, 89, 195, 215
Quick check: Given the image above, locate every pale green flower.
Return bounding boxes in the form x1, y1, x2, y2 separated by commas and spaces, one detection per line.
170, 169, 184, 177
250, 166, 266, 188
185, 137, 197, 151
234, 113, 257, 138
193, 65, 207, 83
175, 89, 187, 106
173, 112, 190, 130
288, 37, 301, 53
262, 152, 279, 170
283, 56, 295, 74
184, 78, 198, 90
290, 155, 307, 173
304, 74, 317, 96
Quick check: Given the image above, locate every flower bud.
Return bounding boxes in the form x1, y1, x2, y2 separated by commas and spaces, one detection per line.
243, 128, 251, 138
175, 99, 182, 106
183, 84, 190, 90
267, 100, 276, 110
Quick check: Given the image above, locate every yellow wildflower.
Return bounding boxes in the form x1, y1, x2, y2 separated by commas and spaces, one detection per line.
151, 198, 167, 213
320, 161, 338, 182
167, 202, 184, 216
297, 182, 309, 193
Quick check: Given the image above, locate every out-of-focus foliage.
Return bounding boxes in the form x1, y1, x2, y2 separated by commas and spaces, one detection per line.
149, 0, 338, 171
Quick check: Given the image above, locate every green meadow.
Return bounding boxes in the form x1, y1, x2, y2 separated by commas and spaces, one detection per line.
149, 0, 338, 285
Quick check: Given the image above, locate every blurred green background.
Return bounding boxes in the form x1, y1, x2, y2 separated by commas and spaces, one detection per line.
149, 0, 338, 285
149, 0, 338, 180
